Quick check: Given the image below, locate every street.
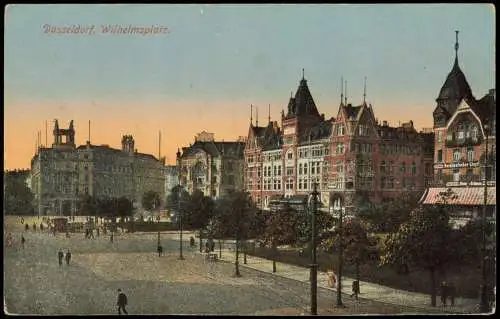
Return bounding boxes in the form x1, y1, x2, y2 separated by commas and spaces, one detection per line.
4, 218, 439, 315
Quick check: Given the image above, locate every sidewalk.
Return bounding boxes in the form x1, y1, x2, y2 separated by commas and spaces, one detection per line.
210, 248, 479, 314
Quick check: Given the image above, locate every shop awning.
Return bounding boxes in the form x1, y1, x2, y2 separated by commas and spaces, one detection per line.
420, 187, 496, 206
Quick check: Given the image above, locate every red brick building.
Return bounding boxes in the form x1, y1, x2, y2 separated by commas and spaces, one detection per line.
244, 74, 434, 215
420, 31, 496, 227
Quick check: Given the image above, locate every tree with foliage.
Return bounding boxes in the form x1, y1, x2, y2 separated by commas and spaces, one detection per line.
358, 191, 421, 233
142, 190, 161, 211
4, 172, 35, 215
322, 218, 376, 293
184, 189, 215, 251
213, 190, 257, 277
165, 185, 191, 225
262, 203, 299, 272
116, 197, 134, 219
380, 204, 457, 307
295, 208, 336, 254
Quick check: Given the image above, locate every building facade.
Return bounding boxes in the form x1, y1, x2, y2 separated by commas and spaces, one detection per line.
244, 75, 434, 214
164, 165, 179, 202
30, 120, 165, 216
420, 32, 496, 226
176, 131, 245, 199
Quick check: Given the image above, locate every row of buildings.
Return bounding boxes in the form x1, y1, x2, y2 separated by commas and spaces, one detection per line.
21, 32, 495, 221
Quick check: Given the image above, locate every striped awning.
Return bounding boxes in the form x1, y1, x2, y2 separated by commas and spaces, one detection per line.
420, 187, 496, 206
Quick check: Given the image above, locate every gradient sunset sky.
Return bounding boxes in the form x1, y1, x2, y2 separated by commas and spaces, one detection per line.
4, 4, 495, 170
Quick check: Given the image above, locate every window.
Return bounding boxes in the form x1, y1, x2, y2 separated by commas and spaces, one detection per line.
338, 124, 345, 136
471, 126, 478, 140
437, 131, 442, 142
336, 143, 345, 154
286, 178, 293, 190
411, 162, 417, 175
389, 161, 394, 174
353, 143, 359, 153
466, 169, 473, 182
381, 177, 386, 189
337, 161, 344, 173
286, 167, 294, 176
467, 147, 474, 162
303, 163, 308, 175
437, 150, 443, 162
311, 163, 315, 174
400, 162, 406, 173
287, 151, 293, 160
453, 168, 460, 182
299, 163, 303, 175
453, 149, 461, 162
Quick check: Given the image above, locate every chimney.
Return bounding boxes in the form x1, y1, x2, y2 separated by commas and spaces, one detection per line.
383, 120, 388, 127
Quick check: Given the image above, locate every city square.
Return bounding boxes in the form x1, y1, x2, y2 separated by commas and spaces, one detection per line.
3, 216, 449, 315
4, 4, 496, 316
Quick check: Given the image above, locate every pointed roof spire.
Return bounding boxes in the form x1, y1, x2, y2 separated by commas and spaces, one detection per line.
268, 104, 271, 124
256, 105, 259, 127
344, 80, 348, 105
363, 76, 367, 104
250, 104, 253, 126
340, 76, 344, 105
454, 30, 459, 65
302, 68, 305, 80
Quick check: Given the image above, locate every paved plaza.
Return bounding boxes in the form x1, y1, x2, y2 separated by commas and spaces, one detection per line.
3, 216, 480, 315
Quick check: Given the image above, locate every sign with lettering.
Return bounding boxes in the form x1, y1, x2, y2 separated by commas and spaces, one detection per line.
433, 161, 480, 169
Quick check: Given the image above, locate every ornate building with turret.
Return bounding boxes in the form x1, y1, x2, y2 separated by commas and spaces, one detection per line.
244, 73, 434, 215
30, 120, 165, 216
176, 131, 245, 199
420, 31, 496, 228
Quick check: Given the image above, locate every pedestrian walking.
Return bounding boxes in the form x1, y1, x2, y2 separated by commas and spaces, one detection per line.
189, 236, 195, 249
448, 281, 456, 307
205, 240, 210, 253
90, 229, 95, 239
40, 223, 44, 232
96, 227, 100, 237
116, 289, 128, 315
157, 245, 163, 257
351, 280, 360, 300
53, 227, 56, 236
440, 281, 448, 307
58, 249, 64, 266
21, 235, 26, 249
65, 250, 72, 266
210, 239, 215, 252
110, 233, 114, 243
33, 223, 37, 232
25, 224, 29, 232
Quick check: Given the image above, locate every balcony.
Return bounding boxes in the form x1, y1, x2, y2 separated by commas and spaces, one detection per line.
445, 132, 481, 148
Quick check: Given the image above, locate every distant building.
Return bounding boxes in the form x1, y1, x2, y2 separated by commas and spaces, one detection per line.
176, 131, 245, 199
30, 120, 165, 216
164, 165, 179, 201
420, 32, 496, 226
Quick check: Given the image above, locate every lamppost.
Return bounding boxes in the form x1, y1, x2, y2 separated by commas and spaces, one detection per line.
309, 182, 319, 315
178, 185, 184, 260
480, 124, 490, 313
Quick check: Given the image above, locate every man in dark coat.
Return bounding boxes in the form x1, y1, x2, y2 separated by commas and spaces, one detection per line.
58, 249, 64, 266
157, 245, 163, 257
65, 250, 72, 266
21, 235, 26, 249
117, 289, 128, 315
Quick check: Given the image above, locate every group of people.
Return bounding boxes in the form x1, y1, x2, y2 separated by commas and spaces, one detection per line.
58, 249, 72, 266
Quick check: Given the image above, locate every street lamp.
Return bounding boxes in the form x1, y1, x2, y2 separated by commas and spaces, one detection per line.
480, 124, 490, 313
178, 185, 184, 260
309, 182, 319, 315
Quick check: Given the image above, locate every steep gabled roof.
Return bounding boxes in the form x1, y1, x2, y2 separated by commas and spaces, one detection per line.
343, 104, 363, 120
286, 77, 320, 118
299, 118, 334, 143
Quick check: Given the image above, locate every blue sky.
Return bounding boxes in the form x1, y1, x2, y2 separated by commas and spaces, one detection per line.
4, 4, 495, 169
